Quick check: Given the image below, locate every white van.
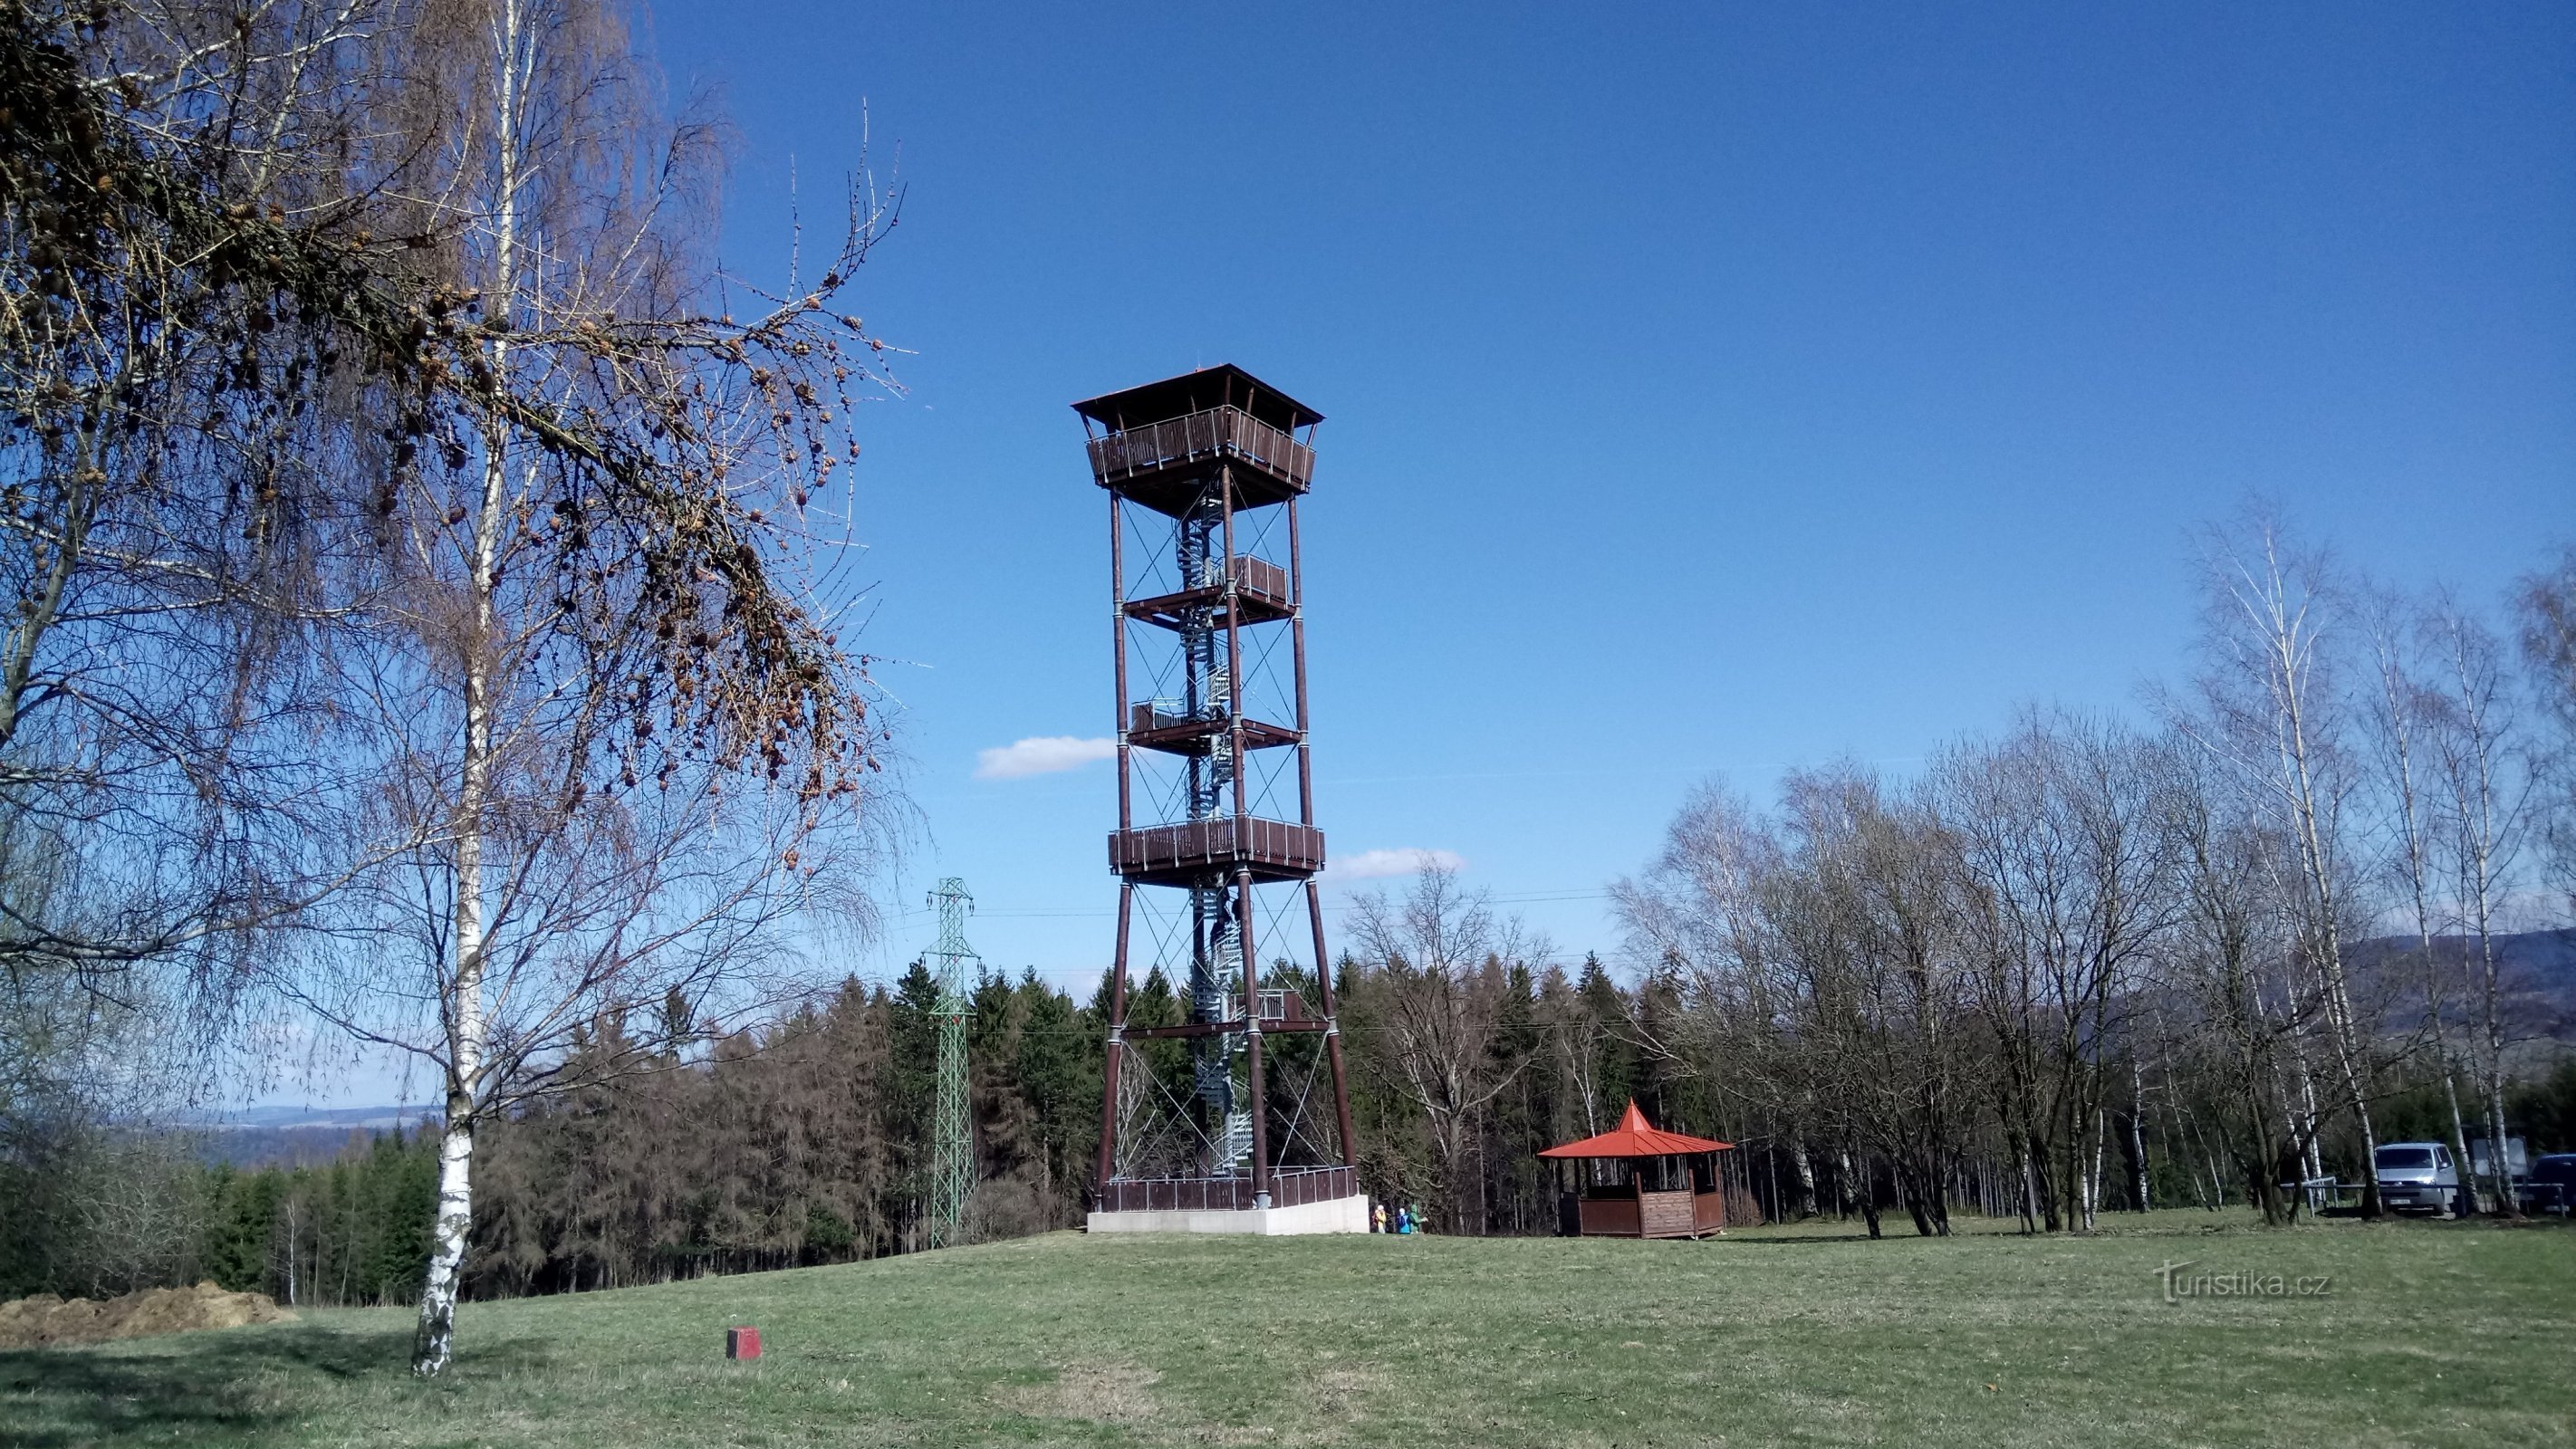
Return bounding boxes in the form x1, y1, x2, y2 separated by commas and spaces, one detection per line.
2373, 1142, 2462, 1216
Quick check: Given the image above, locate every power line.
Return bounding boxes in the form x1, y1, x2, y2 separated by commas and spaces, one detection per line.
887, 887, 1617, 922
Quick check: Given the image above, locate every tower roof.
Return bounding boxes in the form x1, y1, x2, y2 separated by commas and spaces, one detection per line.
1072, 364, 1323, 434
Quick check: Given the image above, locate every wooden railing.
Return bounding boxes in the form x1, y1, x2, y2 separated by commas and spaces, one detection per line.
1693, 1186, 1728, 1234
1232, 553, 1291, 607
1110, 817, 1324, 880
1570, 1187, 1727, 1238
1269, 1166, 1358, 1208
1087, 407, 1315, 491
1226, 988, 1312, 1025
1577, 1196, 1640, 1237
1638, 1188, 1696, 1238
1098, 1165, 1355, 1214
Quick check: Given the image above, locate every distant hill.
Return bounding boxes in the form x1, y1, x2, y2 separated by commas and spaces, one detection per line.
2350, 928, 2576, 1046
184, 1104, 442, 1169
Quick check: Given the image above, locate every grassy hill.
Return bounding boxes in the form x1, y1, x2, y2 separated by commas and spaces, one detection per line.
5, 1212, 2571, 1448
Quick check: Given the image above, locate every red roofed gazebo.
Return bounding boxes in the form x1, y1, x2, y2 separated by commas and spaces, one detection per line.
1540, 1100, 1735, 1239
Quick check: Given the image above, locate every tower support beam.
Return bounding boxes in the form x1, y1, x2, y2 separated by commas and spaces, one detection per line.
1097, 882, 1131, 1187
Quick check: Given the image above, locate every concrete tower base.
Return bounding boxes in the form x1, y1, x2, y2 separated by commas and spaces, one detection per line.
1086, 1193, 1370, 1236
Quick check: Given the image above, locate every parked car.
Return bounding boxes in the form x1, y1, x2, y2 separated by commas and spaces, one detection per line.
2519, 1154, 2576, 1216
2373, 1142, 2463, 1216
2468, 1136, 2530, 1185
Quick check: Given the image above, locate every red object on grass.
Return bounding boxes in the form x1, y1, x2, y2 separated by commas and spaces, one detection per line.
726, 1326, 762, 1360
1536, 1099, 1733, 1158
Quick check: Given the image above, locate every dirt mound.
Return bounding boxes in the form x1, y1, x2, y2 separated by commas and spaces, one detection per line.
0, 1281, 296, 1349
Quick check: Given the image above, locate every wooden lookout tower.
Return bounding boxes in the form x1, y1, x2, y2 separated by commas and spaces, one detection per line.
1080, 365, 1368, 1234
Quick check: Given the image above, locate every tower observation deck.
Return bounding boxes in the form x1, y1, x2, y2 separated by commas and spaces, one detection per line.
1077, 365, 1364, 1232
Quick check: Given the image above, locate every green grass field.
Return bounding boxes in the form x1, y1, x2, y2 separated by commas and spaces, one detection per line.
6, 1211, 2571, 1448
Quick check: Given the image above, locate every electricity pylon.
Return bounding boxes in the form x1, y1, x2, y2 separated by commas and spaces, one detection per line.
927, 878, 978, 1247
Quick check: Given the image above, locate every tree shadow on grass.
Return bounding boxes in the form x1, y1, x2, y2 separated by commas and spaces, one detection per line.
1717, 1228, 2014, 1246
1718, 1232, 1889, 1245
0, 1320, 565, 1449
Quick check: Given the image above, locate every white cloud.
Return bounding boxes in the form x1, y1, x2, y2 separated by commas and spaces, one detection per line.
975, 735, 1117, 781
1329, 847, 1466, 880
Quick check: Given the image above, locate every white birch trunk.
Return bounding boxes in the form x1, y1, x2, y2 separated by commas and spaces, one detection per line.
2281, 684, 2379, 1209
2127, 1058, 2151, 1212
2444, 1064, 2476, 1214
412, 1111, 477, 1371
2467, 794, 2516, 1219
413, 666, 493, 1377
2482, 1077, 2513, 1214
2434, 611, 2523, 1217
2475, 894, 2513, 1213
2236, 540, 2380, 1210
2081, 1108, 2103, 1232
412, 0, 523, 1377
2296, 1061, 2326, 1186
2370, 612, 2478, 1214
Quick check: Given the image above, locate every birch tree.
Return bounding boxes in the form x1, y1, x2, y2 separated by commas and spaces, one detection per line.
2419, 600, 2527, 1215
2516, 548, 2576, 918
2176, 514, 2386, 1215
241, 0, 900, 1375
0, 0, 463, 1041
1774, 766, 1971, 1236
1932, 715, 2174, 1232
2154, 737, 2305, 1223
2360, 590, 2479, 1210
1611, 781, 1791, 1142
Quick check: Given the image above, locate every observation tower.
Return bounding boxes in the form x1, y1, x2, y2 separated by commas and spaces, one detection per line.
1077, 365, 1366, 1233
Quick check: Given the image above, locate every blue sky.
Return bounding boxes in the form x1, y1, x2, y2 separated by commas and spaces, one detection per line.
615, 3, 2576, 1000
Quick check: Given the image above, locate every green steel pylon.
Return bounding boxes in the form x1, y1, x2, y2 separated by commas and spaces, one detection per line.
927, 878, 978, 1247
